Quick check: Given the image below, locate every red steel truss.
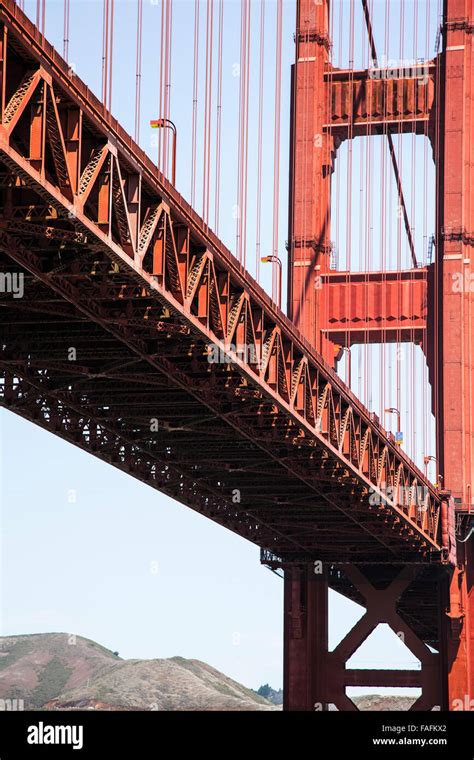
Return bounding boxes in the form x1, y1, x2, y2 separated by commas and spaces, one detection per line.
0, 0, 469, 710
320, 268, 430, 348
328, 64, 435, 141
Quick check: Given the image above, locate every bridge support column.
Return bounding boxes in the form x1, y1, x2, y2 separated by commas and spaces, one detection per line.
284, 565, 329, 710
288, 0, 335, 361
443, 539, 474, 710
435, 0, 474, 709
283, 564, 442, 711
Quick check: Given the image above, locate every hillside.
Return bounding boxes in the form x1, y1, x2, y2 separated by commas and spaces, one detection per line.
0, 633, 275, 711
0, 634, 421, 711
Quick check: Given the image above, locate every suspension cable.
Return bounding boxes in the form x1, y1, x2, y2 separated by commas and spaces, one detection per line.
134, 0, 143, 143
361, 0, 418, 268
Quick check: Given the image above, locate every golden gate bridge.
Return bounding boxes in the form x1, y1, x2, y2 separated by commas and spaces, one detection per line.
0, 0, 472, 711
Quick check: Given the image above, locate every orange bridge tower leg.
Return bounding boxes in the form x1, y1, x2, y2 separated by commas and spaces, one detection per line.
437, 0, 474, 710
286, 0, 474, 711
282, 564, 445, 711
288, 0, 335, 364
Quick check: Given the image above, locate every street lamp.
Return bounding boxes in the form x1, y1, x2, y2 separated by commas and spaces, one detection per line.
261, 255, 282, 308
150, 118, 177, 186
385, 407, 403, 445
424, 455, 438, 485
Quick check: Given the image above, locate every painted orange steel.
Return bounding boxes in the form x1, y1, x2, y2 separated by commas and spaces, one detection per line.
283, 565, 441, 711
287, 0, 333, 362
286, 0, 474, 713
321, 268, 429, 349
288, 5, 435, 362
0, 0, 444, 560
437, 0, 474, 711
0, 0, 468, 711
327, 64, 435, 141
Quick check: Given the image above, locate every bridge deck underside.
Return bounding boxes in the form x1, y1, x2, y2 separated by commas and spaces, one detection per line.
0, 243, 442, 648
0, 0, 446, 657
1, 249, 413, 562
0, 225, 438, 567
0, 0, 442, 567
2, 244, 445, 642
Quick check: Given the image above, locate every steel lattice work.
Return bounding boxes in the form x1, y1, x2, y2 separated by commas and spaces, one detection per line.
0, 0, 472, 711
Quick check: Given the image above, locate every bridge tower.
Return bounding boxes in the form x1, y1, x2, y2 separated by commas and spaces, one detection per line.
286, 0, 474, 711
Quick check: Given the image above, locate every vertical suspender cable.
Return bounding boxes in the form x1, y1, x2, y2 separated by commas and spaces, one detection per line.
346, 0, 354, 389
158, 0, 165, 172
63, 0, 70, 61
381, 0, 389, 432
165, 0, 173, 177
157, 0, 173, 177
366, 0, 374, 411
191, 0, 200, 208
102, 0, 109, 107
135, 0, 143, 143
396, 0, 403, 434
236, 0, 248, 261
272, 0, 282, 303
214, 0, 224, 234
242, 0, 251, 267
363, 1, 370, 408
36, 0, 45, 35
162, 0, 172, 176
203, 0, 214, 225
236, 0, 243, 259
256, 0, 265, 283
410, 0, 418, 461
361, 0, 417, 269
108, 0, 114, 112
325, 1, 335, 364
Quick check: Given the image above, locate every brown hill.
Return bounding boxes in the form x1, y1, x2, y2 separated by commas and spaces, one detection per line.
0, 634, 423, 711
0, 633, 275, 711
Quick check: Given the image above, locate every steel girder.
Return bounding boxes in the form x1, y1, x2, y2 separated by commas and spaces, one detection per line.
0, 0, 448, 567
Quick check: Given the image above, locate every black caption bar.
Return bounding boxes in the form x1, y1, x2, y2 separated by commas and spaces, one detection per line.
1, 711, 474, 758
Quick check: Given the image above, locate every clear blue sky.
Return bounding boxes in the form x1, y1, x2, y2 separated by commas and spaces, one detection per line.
1, 0, 440, 696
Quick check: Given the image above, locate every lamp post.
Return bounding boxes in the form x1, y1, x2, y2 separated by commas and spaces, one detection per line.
261, 255, 282, 308
384, 407, 402, 445
424, 455, 439, 485
150, 118, 177, 186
